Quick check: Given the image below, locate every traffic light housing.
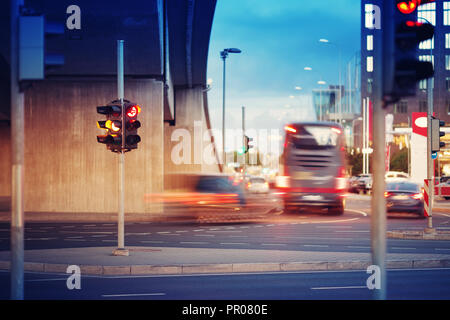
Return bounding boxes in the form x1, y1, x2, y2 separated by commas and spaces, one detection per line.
19, 15, 65, 80
97, 102, 123, 152
243, 135, 253, 154
97, 101, 142, 152
123, 103, 142, 150
382, 0, 435, 104
431, 117, 446, 153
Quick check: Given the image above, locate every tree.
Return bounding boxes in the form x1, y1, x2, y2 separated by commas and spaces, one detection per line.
389, 148, 409, 173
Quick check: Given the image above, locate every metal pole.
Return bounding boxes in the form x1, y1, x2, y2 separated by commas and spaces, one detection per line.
10, 0, 25, 300
363, 98, 367, 174
426, 75, 434, 231
113, 40, 128, 256
242, 106, 245, 172
222, 56, 226, 167
416, 17, 435, 232
371, 20, 387, 300
367, 99, 370, 174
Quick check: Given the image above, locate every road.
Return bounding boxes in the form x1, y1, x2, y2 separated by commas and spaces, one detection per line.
0, 194, 449, 254
1, 268, 450, 300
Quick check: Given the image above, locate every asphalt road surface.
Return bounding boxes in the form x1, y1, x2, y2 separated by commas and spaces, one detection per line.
1, 268, 450, 300
0, 194, 449, 254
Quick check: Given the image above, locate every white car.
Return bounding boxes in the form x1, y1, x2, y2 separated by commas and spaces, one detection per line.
247, 177, 269, 194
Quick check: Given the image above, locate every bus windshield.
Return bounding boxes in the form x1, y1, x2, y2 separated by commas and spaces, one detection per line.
290, 126, 341, 149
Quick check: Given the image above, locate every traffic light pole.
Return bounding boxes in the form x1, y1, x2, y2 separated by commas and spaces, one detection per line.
10, 0, 25, 300
113, 40, 128, 256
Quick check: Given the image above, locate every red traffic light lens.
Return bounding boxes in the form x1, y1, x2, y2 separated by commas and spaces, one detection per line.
397, 0, 420, 14
126, 105, 141, 118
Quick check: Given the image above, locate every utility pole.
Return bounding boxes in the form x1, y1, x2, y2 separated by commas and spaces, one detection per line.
10, 0, 25, 300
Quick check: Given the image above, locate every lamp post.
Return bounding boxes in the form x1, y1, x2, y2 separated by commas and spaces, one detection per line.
221, 48, 241, 167
319, 39, 342, 124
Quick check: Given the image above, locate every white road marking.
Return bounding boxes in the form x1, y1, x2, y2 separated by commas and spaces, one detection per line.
316, 226, 352, 229
311, 286, 367, 290
26, 278, 66, 282
347, 246, 371, 249
220, 242, 248, 246
175, 231, 188, 233
335, 230, 369, 233
195, 234, 215, 237
125, 233, 151, 236
435, 248, 450, 251
346, 209, 369, 217
261, 243, 287, 246
101, 293, 166, 298
391, 247, 416, 250
304, 244, 329, 248
180, 241, 208, 245
60, 231, 114, 234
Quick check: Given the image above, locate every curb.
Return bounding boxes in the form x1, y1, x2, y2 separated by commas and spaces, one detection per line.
1, 259, 450, 275
387, 230, 450, 240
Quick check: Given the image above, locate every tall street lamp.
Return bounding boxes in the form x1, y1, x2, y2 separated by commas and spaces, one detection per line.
319, 38, 342, 124
221, 48, 241, 166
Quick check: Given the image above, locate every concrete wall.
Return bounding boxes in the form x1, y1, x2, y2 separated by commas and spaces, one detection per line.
164, 87, 220, 190
0, 121, 11, 198
2, 79, 164, 214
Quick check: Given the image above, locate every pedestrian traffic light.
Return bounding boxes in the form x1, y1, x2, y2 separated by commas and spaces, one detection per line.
382, 0, 435, 104
97, 103, 123, 152
431, 117, 446, 153
123, 102, 142, 150
19, 15, 64, 80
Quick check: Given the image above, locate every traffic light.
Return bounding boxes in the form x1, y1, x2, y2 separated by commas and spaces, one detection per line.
382, 0, 435, 104
123, 102, 142, 150
431, 117, 446, 153
19, 15, 64, 80
97, 101, 142, 152
243, 135, 253, 154
97, 102, 123, 152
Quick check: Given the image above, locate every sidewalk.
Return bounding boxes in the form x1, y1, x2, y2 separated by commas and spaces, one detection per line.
0, 246, 449, 275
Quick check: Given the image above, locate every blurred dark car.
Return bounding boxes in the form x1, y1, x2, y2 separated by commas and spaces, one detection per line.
385, 181, 425, 218
195, 175, 246, 206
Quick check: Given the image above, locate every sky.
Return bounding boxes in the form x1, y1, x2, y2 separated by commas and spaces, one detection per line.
206, 0, 361, 151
